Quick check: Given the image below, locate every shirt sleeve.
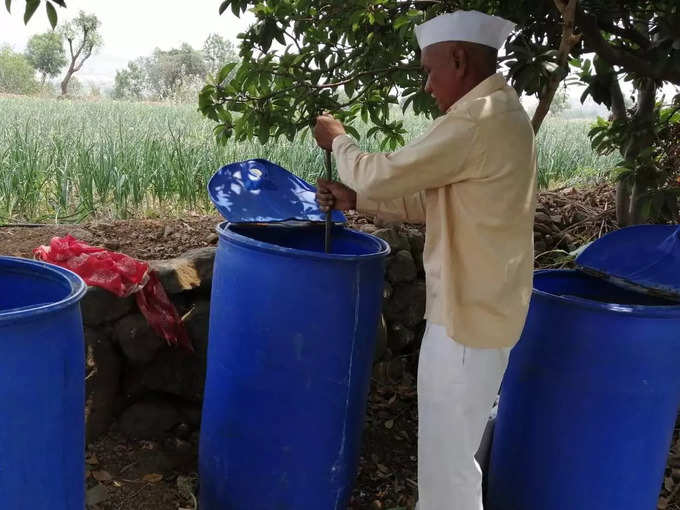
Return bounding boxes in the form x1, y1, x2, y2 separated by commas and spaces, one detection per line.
356, 192, 427, 224
332, 112, 477, 201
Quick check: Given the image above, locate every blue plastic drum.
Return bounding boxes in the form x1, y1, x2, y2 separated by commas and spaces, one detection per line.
0, 256, 86, 510
488, 269, 680, 510
200, 222, 390, 509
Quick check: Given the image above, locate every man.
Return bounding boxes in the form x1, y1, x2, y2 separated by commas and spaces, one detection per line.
313, 10, 537, 510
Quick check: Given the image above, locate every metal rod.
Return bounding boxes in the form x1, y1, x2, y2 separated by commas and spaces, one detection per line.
324, 149, 332, 253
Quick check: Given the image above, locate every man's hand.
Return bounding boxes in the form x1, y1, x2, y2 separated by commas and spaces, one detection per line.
316, 179, 357, 212
314, 114, 346, 151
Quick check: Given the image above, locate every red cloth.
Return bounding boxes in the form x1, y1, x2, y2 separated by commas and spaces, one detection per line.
34, 235, 192, 350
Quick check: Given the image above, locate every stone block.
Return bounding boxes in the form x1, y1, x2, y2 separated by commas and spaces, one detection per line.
373, 227, 410, 252
85, 327, 121, 442
150, 246, 216, 295
114, 314, 164, 364
387, 250, 417, 284
81, 287, 135, 327
118, 398, 182, 440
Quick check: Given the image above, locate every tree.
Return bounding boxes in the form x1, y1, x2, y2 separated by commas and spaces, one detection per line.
59, 11, 102, 96
0, 46, 39, 95
113, 43, 209, 102
112, 59, 148, 100
203, 33, 238, 76
4, 0, 66, 28
200, 0, 679, 225
146, 43, 208, 100
25, 31, 67, 86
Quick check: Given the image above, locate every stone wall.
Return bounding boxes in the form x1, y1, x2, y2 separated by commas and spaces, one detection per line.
84, 228, 426, 442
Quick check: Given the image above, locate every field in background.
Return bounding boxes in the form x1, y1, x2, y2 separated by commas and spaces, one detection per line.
0, 96, 619, 222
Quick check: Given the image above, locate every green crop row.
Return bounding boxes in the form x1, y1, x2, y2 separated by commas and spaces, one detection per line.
0, 96, 618, 222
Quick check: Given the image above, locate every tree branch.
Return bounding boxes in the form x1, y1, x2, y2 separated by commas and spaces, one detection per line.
532, 0, 581, 133
595, 18, 650, 50
609, 78, 627, 121
577, 8, 680, 84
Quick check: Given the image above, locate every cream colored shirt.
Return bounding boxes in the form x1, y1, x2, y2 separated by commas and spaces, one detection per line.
333, 73, 537, 349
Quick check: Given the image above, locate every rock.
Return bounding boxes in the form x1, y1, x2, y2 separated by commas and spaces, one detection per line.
383, 281, 393, 300
388, 323, 416, 353
178, 403, 202, 428
126, 347, 205, 402
387, 250, 417, 284
81, 287, 135, 327
103, 240, 120, 250
150, 246, 216, 294
360, 224, 377, 234
373, 227, 410, 252
118, 399, 182, 439
374, 315, 387, 361
383, 281, 426, 328
114, 314, 164, 364
372, 358, 403, 383
534, 222, 553, 235
407, 230, 426, 274
407, 229, 425, 256
85, 327, 121, 442
86, 484, 109, 507
534, 211, 552, 224
206, 233, 219, 244
184, 299, 210, 359
534, 240, 547, 253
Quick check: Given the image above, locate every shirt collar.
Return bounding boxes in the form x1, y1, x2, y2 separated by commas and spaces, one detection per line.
446, 73, 507, 114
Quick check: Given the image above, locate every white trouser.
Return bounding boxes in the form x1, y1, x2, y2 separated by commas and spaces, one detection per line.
416, 323, 510, 510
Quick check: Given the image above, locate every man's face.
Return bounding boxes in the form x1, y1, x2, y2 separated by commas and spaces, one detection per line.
421, 43, 465, 112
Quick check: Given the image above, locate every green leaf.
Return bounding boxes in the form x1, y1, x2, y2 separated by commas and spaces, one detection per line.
219, 0, 230, 15
345, 125, 360, 140
24, 0, 40, 24
217, 62, 238, 83
5, 0, 11, 14
393, 15, 410, 30
46, 1, 57, 29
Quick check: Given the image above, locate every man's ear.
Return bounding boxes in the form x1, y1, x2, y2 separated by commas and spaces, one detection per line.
451, 45, 467, 75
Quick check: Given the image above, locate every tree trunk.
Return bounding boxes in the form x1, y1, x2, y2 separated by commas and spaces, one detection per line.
628, 79, 657, 224
616, 180, 632, 227
531, 0, 581, 133
61, 68, 74, 96
609, 79, 631, 226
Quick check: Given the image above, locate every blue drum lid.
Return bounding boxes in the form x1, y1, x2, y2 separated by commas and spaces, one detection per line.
576, 224, 680, 300
208, 159, 346, 224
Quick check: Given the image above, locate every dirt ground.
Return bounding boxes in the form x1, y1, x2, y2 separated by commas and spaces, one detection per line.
0, 214, 224, 261
2, 211, 680, 509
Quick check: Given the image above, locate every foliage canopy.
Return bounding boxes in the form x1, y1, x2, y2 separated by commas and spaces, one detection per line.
199, 0, 679, 150
25, 31, 67, 84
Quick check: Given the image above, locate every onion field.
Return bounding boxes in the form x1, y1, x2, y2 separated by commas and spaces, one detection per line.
0, 95, 619, 222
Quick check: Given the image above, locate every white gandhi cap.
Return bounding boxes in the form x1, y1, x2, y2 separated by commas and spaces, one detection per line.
415, 10, 515, 51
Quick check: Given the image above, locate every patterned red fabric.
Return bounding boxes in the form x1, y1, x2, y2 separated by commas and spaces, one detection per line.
35, 235, 192, 350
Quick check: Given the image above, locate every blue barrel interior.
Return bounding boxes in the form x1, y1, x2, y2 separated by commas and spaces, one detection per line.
488, 269, 680, 510
228, 224, 383, 255
0, 257, 86, 510
200, 223, 389, 510
534, 269, 678, 306
0, 262, 76, 312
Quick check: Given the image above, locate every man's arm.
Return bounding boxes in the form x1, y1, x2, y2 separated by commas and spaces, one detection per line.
330, 112, 477, 201
357, 192, 427, 224
316, 180, 426, 224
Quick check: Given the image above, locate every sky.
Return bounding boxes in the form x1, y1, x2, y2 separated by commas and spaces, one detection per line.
0, 0, 255, 86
